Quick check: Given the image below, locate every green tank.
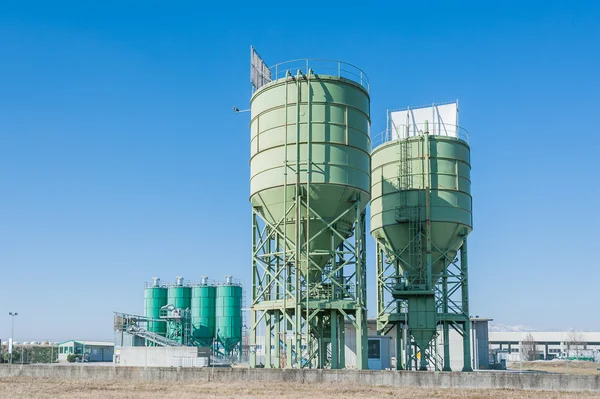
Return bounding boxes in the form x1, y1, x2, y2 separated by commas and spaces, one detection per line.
168, 276, 192, 310
371, 135, 472, 277
191, 277, 216, 347
371, 122, 472, 369
144, 277, 167, 335
216, 277, 242, 354
249, 69, 371, 278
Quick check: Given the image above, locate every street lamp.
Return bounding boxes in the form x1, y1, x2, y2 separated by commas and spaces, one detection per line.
9, 312, 18, 364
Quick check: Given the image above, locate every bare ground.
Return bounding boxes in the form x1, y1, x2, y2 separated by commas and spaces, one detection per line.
508, 360, 600, 375
0, 377, 599, 399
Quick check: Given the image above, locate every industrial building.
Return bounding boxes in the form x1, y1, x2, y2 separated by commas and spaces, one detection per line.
247, 48, 476, 371
489, 331, 600, 361
113, 276, 244, 367
57, 340, 114, 362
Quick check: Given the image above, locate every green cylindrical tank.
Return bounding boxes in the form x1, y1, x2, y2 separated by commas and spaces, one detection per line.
168, 276, 191, 310
249, 67, 371, 276
144, 277, 167, 335
191, 277, 216, 347
370, 134, 472, 279
216, 277, 242, 353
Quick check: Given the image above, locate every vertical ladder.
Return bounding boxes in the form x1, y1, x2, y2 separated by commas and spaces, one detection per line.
396, 129, 423, 285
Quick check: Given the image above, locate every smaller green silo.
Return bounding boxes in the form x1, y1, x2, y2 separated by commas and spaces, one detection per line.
191, 276, 216, 347
144, 277, 167, 335
168, 276, 192, 310
216, 276, 243, 354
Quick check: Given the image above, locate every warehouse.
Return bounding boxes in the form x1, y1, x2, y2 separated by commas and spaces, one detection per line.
489, 331, 600, 361
57, 340, 114, 362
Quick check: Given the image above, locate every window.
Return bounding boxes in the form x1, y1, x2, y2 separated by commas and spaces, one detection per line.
368, 339, 381, 359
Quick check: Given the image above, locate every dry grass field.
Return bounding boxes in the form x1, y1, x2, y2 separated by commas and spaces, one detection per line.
0, 377, 599, 399
509, 360, 600, 375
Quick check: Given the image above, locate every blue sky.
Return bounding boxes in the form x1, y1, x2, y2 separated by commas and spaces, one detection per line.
1, 1, 599, 341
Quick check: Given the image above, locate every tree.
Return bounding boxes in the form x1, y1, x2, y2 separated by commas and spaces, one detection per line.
521, 333, 536, 361
566, 330, 584, 359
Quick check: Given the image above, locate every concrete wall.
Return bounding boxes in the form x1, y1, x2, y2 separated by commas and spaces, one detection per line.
0, 365, 598, 393
118, 347, 209, 367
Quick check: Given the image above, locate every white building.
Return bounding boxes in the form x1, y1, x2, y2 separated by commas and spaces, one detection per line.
489, 331, 600, 361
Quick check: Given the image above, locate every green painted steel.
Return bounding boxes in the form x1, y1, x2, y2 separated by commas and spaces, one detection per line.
216, 284, 242, 353
372, 132, 473, 370
250, 74, 371, 271
168, 286, 191, 310
371, 135, 472, 278
144, 287, 167, 334
249, 63, 371, 370
191, 285, 216, 346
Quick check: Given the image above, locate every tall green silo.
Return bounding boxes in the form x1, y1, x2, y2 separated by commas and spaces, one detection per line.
371, 105, 473, 371
144, 277, 167, 335
249, 54, 370, 369
191, 277, 216, 347
168, 276, 191, 310
166, 277, 192, 345
216, 276, 242, 354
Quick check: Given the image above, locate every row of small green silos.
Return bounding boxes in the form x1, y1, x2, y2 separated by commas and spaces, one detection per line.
143, 276, 242, 349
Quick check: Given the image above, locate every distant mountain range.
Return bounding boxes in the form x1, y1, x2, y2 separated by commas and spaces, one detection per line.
488, 323, 537, 332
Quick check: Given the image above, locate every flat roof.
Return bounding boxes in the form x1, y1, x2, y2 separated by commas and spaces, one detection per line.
57, 340, 114, 347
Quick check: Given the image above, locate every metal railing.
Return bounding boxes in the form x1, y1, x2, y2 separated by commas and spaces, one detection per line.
371, 123, 470, 149
254, 59, 370, 93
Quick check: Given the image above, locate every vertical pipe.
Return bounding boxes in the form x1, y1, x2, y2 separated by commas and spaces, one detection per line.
274, 311, 281, 368
275, 234, 281, 368
265, 313, 272, 368
461, 238, 473, 372
405, 325, 412, 371
294, 69, 302, 369
396, 323, 403, 370
282, 72, 289, 367
339, 312, 346, 368
442, 262, 451, 371
424, 123, 432, 290
305, 69, 312, 369
250, 213, 257, 368
331, 311, 338, 369
286, 338, 293, 368
355, 202, 368, 370
376, 242, 383, 331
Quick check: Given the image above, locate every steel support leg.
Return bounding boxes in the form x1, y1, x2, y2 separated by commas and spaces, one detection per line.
339, 313, 346, 368
396, 324, 404, 370
331, 311, 339, 369
265, 312, 272, 368
274, 311, 281, 368
461, 238, 473, 372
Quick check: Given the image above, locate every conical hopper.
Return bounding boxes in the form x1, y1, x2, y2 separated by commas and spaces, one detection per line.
251, 184, 366, 276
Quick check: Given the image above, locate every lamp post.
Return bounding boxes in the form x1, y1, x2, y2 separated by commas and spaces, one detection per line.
9, 312, 18, 364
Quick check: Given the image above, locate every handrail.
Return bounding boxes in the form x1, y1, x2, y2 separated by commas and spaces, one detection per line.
372, 123, 470, 149
253, 58, 369, 93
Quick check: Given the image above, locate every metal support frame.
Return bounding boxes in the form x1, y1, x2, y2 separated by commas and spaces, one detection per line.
249, 70, 367, 369
250, 201, 368, 369
375, 131, 472, 371
376, 238, 472, 371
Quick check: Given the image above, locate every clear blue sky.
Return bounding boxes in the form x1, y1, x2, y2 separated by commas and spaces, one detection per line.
1, 1, 599, 342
